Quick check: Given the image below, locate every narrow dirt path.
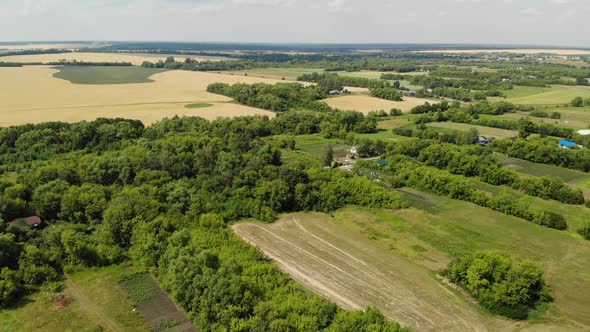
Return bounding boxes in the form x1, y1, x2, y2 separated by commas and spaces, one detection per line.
64, 273, 122, 332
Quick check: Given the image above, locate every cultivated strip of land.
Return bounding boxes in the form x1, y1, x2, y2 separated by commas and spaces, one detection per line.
233, 214, 502, 331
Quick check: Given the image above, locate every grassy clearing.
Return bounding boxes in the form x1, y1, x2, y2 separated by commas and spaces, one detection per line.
53, 66, 167, 84
502, 85, 590, 105
501, 86, 551, 99
270, 134, 349, 164
355, 130, 416, 142
0, 265, 149, 332
576, 177, 590, 189
499, 156, 590, 183
0, 66, 285, 126
426, 121, 517, 138
493, 108, 590, 130
184, 103, 213, 109
222, 67, 323, 80
323, 95, 432, 114
377, 117, 414, 130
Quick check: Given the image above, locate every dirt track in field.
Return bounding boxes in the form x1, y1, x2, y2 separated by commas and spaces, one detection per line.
233, 215, 512, 331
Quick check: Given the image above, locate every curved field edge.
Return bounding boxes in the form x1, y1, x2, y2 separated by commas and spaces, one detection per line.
52, 66, 168, 85
232, 202, 590, 331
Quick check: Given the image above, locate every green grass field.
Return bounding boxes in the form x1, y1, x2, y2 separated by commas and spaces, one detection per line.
426, 121, 517, 138
269, 134, 350, 164
53, 66, 167, 84
492, 108, 590, 130
499, 156, 590, 183
501, 85, 590, 105
331, 71, 425, 90
222, 68, 322, 80
0, 265, 149, 332
234, 199, 590, 330
184, 103, 213, 109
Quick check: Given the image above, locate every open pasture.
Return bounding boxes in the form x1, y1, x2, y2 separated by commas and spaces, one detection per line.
426, 121, 516, 138
501, 85, 590, 105
222, 67, 324, 80
323, 95, 432, 114
495, 108, 590, 130
499, 156, 590, 183
0, 66, 289, 126
0, 52, 227, 65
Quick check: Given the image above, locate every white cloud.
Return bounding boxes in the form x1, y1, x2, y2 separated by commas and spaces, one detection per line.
0, 0, 588, 47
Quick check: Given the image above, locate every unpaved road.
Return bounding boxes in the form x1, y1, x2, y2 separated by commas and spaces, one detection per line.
64, 274, 122, 332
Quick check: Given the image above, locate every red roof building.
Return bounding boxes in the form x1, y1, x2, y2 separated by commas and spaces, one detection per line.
9, 216, 42, 227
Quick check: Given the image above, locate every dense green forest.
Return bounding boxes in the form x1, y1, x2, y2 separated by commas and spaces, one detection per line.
0, 116, 407, 331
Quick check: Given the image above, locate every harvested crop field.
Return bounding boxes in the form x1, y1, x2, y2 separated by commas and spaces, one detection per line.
0, 52, 227, 65
233, 214, 502, 332
0, 66, 288, 126
322, 95, 432, 114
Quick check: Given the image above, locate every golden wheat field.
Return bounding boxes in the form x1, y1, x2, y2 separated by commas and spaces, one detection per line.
0, 66, 289, 126
0, 43, 97, 50
0, 52, 227, 65
322, 95, 431, 114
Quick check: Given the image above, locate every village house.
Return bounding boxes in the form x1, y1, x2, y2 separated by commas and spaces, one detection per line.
8, 216, 43, 228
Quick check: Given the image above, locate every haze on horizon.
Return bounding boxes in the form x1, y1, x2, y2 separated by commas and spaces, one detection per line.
0, 0, 588, 48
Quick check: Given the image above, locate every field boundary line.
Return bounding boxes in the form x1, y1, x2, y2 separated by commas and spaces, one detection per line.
292, 218, 368, 266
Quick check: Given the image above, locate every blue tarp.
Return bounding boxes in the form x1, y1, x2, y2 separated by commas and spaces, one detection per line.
559, 140, 576, 147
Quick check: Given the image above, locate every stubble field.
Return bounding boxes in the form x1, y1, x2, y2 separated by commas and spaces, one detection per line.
0, 66, 286, 126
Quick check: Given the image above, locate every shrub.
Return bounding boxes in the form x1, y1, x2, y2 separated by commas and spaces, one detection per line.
529, 110, 549, 118
535, 211, 568, 230
577, 222, 590, 240
390, 108, 403, 116
444, 251, 551, 320
571, 96, 584, 107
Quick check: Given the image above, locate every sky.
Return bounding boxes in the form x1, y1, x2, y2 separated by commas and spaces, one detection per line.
0, 0, 588, 47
